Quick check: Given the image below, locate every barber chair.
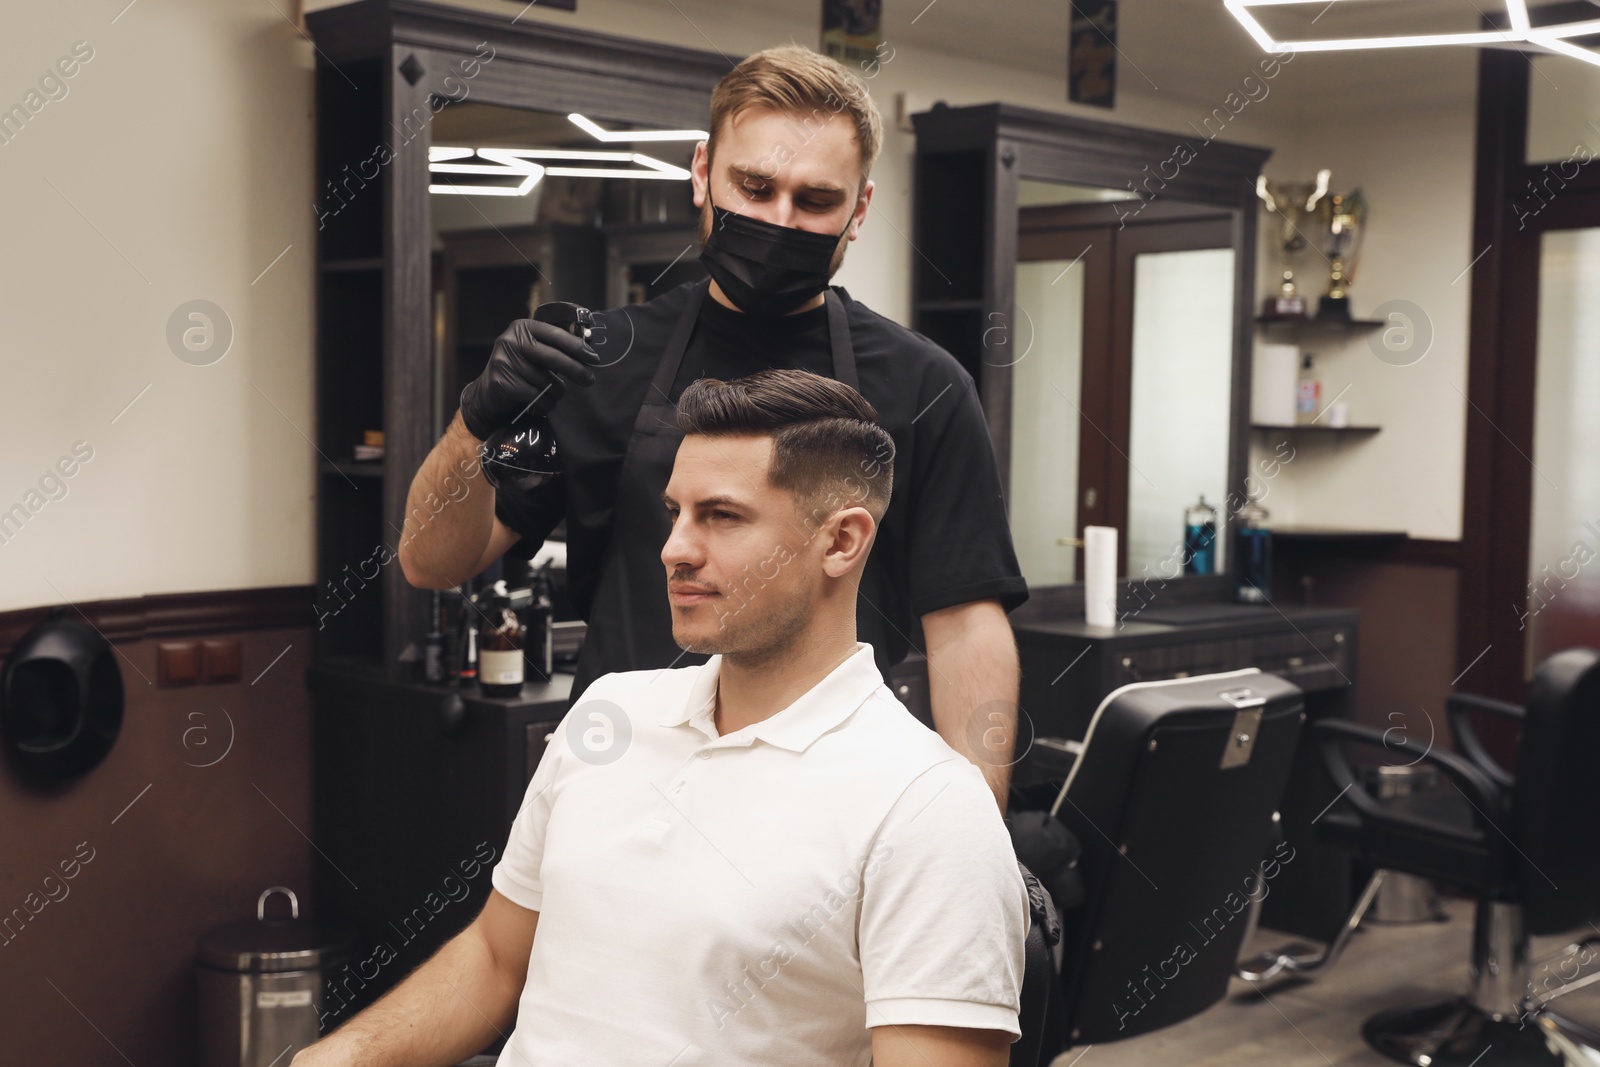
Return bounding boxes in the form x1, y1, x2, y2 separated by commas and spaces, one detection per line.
1032, 667, 1305, 1053
1269, 647, 1600, 1066
1013, 862, 1063, 1067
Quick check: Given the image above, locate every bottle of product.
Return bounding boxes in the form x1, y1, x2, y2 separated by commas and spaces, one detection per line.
1235, 495, 1273, 604
457, 583, 478, 685
479, 303, 592, 496
1296, 352, 1321, 425
477, 579, 526, 698
528, 562, 555, 681
424, 590, 446, 684
1183, 495, 1218, 576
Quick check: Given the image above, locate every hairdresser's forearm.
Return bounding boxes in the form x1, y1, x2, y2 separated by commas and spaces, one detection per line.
398, 410, 497, 590
923, 600, 1020, 812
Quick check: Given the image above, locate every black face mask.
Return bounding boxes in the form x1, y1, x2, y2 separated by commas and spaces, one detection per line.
698, 204, 851, 317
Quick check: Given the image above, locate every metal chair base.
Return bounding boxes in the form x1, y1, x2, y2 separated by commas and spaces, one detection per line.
1362, 996, 1600, 1066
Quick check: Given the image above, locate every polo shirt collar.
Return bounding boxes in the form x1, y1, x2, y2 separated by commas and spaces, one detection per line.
660, 642, 881, 752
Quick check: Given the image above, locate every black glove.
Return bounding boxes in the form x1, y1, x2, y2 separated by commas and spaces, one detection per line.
1009, 810, 1086, 918
1017, 861, 1063, 948
458, 317, 602, 441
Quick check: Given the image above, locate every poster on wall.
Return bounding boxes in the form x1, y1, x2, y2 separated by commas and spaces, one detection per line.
1069, 0, 1116, 108
822, 0, 883, 65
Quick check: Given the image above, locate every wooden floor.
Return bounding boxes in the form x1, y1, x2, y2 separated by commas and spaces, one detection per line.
1048, 898, 1600, 1066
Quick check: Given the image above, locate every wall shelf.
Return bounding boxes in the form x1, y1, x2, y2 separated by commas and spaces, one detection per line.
320, 460, 384, 479
320, 256, 386, 273
1251, 423, 1381, 436
1255, 315, 1385, 331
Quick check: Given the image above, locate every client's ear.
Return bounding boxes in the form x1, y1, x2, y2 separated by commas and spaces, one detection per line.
821, 506, 876, 579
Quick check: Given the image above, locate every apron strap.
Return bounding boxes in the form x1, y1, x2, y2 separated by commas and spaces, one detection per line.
825, 289, 858, 391
631, 277, 712, 438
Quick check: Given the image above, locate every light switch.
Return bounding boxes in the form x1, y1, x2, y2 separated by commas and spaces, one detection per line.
158, 642, 200, 687
201, 638, 243, 684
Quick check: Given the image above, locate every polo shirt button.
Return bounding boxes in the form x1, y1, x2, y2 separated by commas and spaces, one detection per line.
673, 782, 684, 793
698, 750, 712, 760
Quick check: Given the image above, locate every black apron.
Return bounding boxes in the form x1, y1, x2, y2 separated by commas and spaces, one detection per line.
569, 278, 859, 703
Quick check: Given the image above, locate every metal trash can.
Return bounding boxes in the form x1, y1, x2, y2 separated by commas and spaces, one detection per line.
1365, 764, 1449, 923
198, 886, 357, 1067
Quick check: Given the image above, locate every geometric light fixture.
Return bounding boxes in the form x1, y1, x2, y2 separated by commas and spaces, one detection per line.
427, 114, 703, 195
497, 148, 692, 180
1224, 0, 1600, 67
428, 147, 544, 196
567, 113, 707, 142
427, 146, 691, 195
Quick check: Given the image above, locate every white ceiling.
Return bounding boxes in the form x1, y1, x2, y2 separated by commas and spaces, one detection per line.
734, 0, 1503, 113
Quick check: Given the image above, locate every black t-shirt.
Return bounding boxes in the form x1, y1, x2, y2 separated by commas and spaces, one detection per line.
495, 280, 1029, 689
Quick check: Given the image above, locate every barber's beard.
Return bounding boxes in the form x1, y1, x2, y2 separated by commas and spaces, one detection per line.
696, 197, 849, 282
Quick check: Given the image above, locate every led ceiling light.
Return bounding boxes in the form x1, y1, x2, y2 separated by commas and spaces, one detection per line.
1224, 0, 1529, 53
428, 146, 691, 190
1527, 16, 1600, 68
1227, 0, 1600, 66
567, 113, 708, 142
428, 147, 545, 196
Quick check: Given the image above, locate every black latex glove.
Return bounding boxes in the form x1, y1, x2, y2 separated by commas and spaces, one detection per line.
1009, 810, 1086, 916
1017, 861, 1063, 948
458, 317, 602, 441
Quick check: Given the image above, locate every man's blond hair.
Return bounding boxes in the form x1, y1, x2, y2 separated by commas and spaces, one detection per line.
707, 44, 883, 193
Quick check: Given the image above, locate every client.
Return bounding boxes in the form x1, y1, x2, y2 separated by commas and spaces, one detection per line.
294, 368, 1029, 1067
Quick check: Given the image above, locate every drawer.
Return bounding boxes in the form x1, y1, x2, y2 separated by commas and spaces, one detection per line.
1249, 626, 1352, 692
1110, 640, 1243, 687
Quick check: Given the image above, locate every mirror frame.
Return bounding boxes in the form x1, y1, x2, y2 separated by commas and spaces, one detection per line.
308, 0, 728, 666
910, 102, 1272, 618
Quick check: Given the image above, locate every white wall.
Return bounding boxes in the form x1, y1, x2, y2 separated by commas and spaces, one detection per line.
0, 0, 1478, 612
1, 3, 316, 612
1248, 70, 1477, 541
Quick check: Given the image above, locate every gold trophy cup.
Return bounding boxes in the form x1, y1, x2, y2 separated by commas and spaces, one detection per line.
1256, 169, 1330, 320
1315, 188, 1368, 321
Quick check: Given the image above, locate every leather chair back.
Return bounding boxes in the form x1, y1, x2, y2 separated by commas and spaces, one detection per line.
1053, 668, 1303, 1045
1512, 647, 1600, 935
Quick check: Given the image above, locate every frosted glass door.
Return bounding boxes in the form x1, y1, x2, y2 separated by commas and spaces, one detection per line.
1126, 247, 1236, 582
1010, 258, 1086, 586
1525, 227, 1600, 677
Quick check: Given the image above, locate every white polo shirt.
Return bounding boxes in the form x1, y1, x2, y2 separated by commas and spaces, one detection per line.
490, 640, 1029, 1067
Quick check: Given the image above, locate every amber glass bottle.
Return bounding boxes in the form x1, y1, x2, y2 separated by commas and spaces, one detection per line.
477, 580, 526, 698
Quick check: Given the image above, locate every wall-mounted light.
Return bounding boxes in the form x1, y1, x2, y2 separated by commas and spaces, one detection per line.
1224, 0, 1600, 67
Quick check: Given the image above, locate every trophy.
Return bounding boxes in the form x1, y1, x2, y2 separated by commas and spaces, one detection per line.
1255, 169, 1330, 319
1314, 188, 1368, 321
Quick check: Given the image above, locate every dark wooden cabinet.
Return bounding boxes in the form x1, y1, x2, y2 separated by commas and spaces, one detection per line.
1016, 604, 1356, 741
308, 660, 572, 1016
1014, 602, 1361, 942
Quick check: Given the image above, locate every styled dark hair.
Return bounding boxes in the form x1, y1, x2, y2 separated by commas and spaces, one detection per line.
675, 368, 895, 526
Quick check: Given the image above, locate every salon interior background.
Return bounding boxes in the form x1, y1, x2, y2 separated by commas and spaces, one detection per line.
0, 0, 1478, 624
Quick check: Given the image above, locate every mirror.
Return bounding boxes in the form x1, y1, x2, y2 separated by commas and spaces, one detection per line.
1007, 178, 1237, 590
426, 101, 706, 440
